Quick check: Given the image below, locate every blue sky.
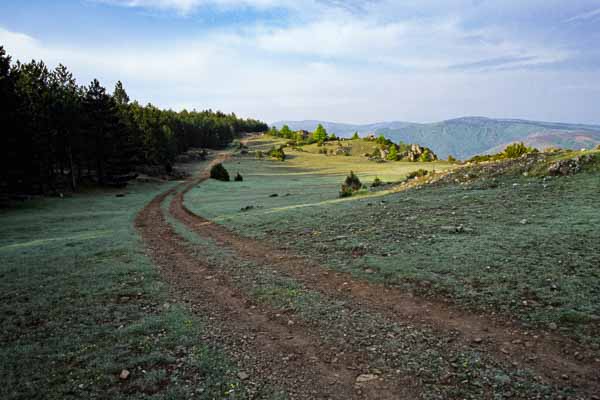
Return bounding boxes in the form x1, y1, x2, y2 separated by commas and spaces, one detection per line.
1, 0, 600, 124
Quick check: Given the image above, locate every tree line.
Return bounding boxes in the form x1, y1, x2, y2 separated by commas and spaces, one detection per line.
0, 46, 268, 194
268, 123, 337, 144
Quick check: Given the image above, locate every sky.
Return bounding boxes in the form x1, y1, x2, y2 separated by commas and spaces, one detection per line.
1, 0, 600, 124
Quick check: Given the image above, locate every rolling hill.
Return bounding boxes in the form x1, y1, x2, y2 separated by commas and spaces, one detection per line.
272, 117, 600, 159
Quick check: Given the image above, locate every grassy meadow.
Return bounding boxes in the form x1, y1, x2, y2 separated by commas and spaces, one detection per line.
186, 137, 600, 347
187, 136, 453, 224
0, 178, 248, 399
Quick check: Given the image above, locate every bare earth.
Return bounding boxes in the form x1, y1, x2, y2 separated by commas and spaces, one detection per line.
135, 152, 600, 399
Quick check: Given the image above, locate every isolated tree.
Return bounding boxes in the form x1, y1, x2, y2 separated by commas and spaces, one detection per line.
280, 124, 293, 138
351, 131, 360, 140
340, 171, 362, 197
313, 124, 328, 142
210, 163, 230, 181
387, 144, 399, 161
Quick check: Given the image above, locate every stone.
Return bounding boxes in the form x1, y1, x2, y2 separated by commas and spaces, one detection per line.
548, 322, 558, 330
355, 374, 378, 384
119, 369, 130, 380
237, 372, 250, 380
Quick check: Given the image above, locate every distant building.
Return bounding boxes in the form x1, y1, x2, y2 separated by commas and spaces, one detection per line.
366, 133, 376, 140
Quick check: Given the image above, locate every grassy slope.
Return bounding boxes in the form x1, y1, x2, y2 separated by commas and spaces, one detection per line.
189, 136, 452, 225
0, 177, 247, 399
187, 138, 600, 346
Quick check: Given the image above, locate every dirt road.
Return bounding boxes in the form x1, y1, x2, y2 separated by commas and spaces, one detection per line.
136, 151, 600, 399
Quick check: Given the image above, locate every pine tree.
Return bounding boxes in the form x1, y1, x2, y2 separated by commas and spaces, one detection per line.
387, 144, 398, 161
113, 80, 130, 106
313, 124, 327, 142
280, 124, 293, 138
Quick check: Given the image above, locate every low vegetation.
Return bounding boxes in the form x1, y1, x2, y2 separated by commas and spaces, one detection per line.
339, 171, 363, 198
188, 138, 600, 348
0, 182, 246, 399
406, 168, 429, 180
467, 142, 538, 163
267, 145, 286, 161
209, 163, 230, 181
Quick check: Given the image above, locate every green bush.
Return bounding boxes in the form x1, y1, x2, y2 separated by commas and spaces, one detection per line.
503, 142, 537, 159
371, 176, 382, 187
340, 171, 362, 198
210, 163, 230, 181
406, 169, 428, 180
268, 146, 286, 161
234, 172, 243, 182
256, 150, 263, 159
447, 155, 457, 163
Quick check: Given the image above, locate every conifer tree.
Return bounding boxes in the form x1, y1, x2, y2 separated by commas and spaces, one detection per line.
313, 124, 327, 142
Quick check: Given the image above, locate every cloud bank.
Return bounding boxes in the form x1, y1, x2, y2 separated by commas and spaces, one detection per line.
2, 0, 599, 124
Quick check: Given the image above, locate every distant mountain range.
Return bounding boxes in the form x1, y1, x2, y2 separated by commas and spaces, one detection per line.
272, 117, 600, 159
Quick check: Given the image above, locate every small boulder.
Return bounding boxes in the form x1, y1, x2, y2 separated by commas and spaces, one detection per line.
356, 374, 378, 384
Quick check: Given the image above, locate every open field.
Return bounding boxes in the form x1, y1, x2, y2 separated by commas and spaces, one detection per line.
3, 137, 600, 399
0, 174, 257, 399
186, 138, 600, 349
187, 136, 453, 225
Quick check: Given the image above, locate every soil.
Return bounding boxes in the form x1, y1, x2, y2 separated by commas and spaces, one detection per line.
137, 151, 600, 399
136, 155, 416, 399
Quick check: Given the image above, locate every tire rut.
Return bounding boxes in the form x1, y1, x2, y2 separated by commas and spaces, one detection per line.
135, 161, 416, 399
171, 153, 600, 397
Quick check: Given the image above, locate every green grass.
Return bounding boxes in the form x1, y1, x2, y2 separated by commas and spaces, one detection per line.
160, 199, 571, 399
187, 137, 452, 227
186, 139, 600, 347
0, 181, 248, 399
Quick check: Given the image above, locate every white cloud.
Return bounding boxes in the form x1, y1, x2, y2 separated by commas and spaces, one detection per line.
251, 15, 569, 70
1, 0, 598, 125
565, 7, 600, 23
95, 0, 316, 15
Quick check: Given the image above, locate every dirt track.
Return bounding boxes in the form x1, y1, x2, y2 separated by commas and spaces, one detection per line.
135, 155, 415, 399
136, 152, 600, 399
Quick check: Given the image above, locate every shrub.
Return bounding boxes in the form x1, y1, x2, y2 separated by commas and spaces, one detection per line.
596, 144, 600, 150
339, 171, 362, 197
210, 163, 230, 181
256, 150, 263, 159
234, 172, 243, 181
351, 132, 360, 140
503, 142, 537, 159
268, 146, 286, 161
447, 155, 457, 163
387, 145, 399, 161
406, 169, 428, 180
371, 176, 382, 187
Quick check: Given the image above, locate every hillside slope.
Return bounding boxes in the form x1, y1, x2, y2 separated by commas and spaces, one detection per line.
273, 117, 600, 159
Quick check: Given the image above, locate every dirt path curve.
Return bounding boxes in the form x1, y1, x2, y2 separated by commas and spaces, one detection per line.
135, 154, 416, 399
171, 153, 600, 396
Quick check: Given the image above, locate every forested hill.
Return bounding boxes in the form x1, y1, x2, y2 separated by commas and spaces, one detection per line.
0, 46, 268, 195
274, 117, 600, 159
